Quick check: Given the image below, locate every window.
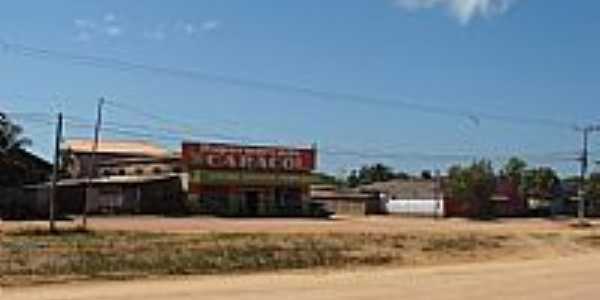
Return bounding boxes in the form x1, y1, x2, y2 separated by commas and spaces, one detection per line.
152, 167, 163, 174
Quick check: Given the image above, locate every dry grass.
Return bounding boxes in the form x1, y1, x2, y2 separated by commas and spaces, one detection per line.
0, 230, 512, 286
2, 217, 600, 287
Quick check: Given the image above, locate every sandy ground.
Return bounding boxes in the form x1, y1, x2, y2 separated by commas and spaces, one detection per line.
2, 215, 592, 234
5, 254, 600, 300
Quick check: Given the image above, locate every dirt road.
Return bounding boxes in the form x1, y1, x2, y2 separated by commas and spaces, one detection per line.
3, 216, 587, 235
5, 254, 600, 300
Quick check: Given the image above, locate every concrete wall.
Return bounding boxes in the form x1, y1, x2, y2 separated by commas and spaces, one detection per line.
316, 199, 367, 216
385, 198, 444, 217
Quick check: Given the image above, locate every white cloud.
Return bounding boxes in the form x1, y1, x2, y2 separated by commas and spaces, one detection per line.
104, 13, 117, 23
144, 25, 167, 41
394, 0, 519, 25
183, 23, 196, 35
144, 19, 220, 41
201, 20, 220, 32
73, 13, 124, 42
73, 15, 222, 43
76, 31, 92, 42
74, 19, 96, 29
105, 25, 122, 37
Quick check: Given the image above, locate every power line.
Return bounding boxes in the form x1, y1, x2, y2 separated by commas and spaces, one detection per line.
102, 100, 256, 142
0, 38, 578, 130
6, 110, 580, 164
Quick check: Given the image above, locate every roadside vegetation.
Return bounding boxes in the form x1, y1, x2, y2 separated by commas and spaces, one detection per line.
2, 228, 600, 287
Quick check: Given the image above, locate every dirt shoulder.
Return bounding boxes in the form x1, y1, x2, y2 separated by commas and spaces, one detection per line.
5, 253, 600, 300
3, 215, 595, 235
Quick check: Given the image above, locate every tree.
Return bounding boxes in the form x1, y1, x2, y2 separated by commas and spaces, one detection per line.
421, 170, 433, 180
521, 167, 560, 200
0, 112, 31, 154
446, 160, 496, 219
0, 112, 33, 187
347, 170, 360, 188
501, 157, 528, 198
314, 172, 344, 186
346, 163, 399, 187
502, 157, 527, 181
395, 171, 411, 180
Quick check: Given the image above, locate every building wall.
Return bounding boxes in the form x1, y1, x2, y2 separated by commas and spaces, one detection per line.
23, 176, 183, 216
194, 185, 308, 217
385, 198, 444, 217
65, 152, 181, 178
314, 199, 366, 216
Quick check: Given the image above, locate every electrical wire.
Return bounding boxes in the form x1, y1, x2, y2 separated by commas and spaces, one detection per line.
0, 38, 578, 130
5, 110, 583, 164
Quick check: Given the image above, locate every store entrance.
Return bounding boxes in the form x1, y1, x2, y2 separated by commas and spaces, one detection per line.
245, 191, 259, 216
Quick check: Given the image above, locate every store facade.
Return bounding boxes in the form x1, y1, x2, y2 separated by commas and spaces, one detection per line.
182, 142, 317, 216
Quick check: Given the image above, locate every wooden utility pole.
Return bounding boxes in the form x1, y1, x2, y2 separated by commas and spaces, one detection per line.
434, 169, 442, 219
83, 98, 104, 229
49, 112, 63, 233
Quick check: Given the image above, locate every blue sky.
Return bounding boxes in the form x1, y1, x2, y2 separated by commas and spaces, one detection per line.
1, 0, 599, 176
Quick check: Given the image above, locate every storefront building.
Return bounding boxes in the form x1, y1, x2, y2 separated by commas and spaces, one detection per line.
182, 142, 317, 216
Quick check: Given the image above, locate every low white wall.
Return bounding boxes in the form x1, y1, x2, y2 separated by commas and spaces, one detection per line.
385, 198, 444, 217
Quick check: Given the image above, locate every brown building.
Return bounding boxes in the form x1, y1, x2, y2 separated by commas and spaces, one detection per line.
24, 175, 184, 216
31, 139, 187, 216
183, 142, 317, 216
310, 184, 381, 215
62, 139, 182, 178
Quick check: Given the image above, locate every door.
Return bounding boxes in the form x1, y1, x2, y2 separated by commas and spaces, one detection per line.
245, 191, 259, 216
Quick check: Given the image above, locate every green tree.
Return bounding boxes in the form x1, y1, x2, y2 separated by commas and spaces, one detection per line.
314, 172, 343, 186
347, 163, 398, 187
522, 167, 560, 200
345, 163, 410, 187
0, 112, 33, 187
446, 160, 496, 219
502, 157, 527, 181
0, 112, 31, 154
501, 157, 528, 197
347, 170, 360, 188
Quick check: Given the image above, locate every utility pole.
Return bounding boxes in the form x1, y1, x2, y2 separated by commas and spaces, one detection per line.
434, 169, 442, 219
49, 113, 63, 233
83, 98, 104, 229
576, 125, 600, 224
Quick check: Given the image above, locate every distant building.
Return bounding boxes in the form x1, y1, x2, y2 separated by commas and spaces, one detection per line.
24, 174, 184, 216
183, 142, 317, 216
20, 139, 188, 216
490, 179, 528, 217
62, 139, 182, 178
310, 184, 381, 215
359, 179, 443, 217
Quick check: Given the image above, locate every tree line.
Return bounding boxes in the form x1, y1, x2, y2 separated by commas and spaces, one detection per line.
325, 158, 600, 218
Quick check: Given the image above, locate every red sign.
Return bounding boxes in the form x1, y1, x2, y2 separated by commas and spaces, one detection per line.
182, 142, 316, 173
